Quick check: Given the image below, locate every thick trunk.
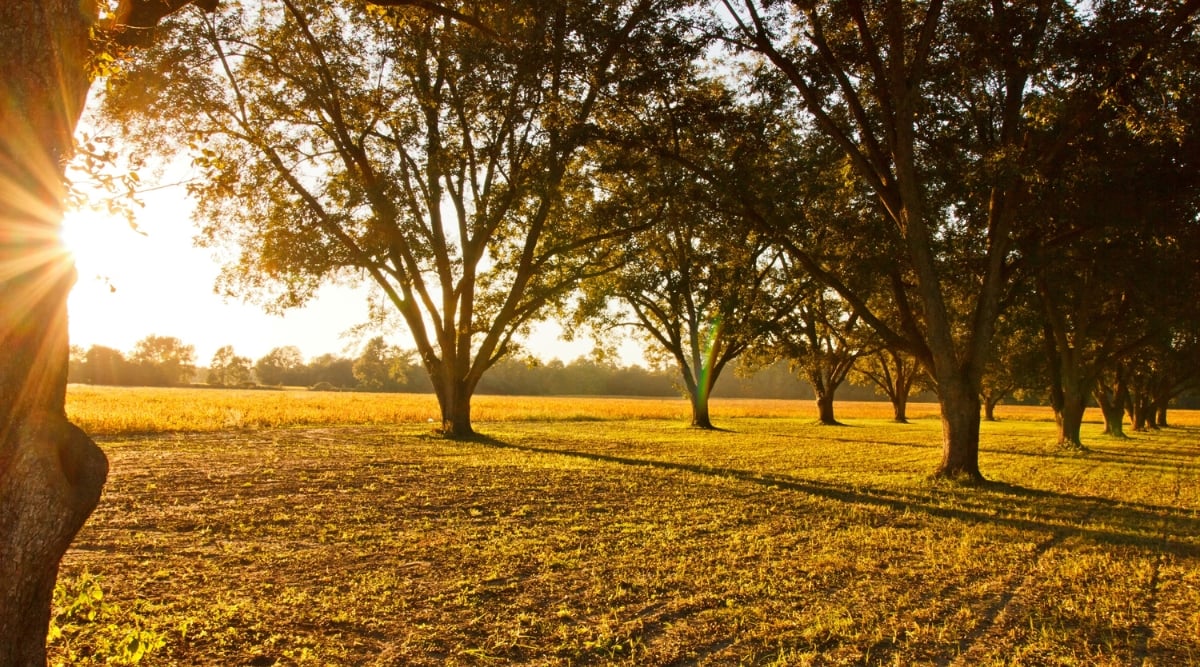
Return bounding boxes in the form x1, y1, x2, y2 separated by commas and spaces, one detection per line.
1130, 393, 1155, 432
891, 394, 909, 423
1, 417, 108, 666
1100, 404, 1128, 438
1054, 390, 1087, 449
814, 390, 840, 425
933, 378, 984, 482
806, 370, 842, 426
1152, 386, 1171, 428
689, 393, 713, 429
1043, 334, 1090, 448
983, 397, 998, 422
1, 1, 112, 663
684, 358, 719, 430
1094, 372, 1129, 438
1155, 404, 1169, 429
435, 377, 475, 438
440, 400, 474, 438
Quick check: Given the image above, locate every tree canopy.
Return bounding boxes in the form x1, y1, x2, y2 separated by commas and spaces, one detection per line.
103, 0, 698, 436
94, 0, 1200, 455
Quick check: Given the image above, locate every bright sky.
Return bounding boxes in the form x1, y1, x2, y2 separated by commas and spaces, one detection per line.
62, 186, 635, 367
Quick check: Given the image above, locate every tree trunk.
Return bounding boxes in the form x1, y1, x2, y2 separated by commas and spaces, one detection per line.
435, 377, 475, 438
1, 419, 108, 666
1152, 387, 1171, 428
683, 357, 720, 430
1155, 403, 1169, 429
1130, 392, 1155, 432
1054, 391, 1087, 449
0, 1, 113, 663
1099, 403, 1128, 438
814, 390, 840, 425
1094, 371, 1129, 438
933, 378, 983, 483
983, 397, 998, 422
689, 392, 714, 429
891, 394, 909, 423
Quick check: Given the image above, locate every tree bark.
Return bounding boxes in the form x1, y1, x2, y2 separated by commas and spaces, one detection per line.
0, 419, 107, 666
1099, 402, 1128, 438
1054, 391, 1087, 449
814, 390, 840, 426
1130, 391, 1155, 432
891, 395, 909, 423
1094, 369, 1129, 438
0, 1, 111, 663
679, 355, 719, 430
933, 377, 984, 483
435, 375, 475, 438
1155, 403, 1169, 429
689, 393, 714, 429
983, 397, 998, 422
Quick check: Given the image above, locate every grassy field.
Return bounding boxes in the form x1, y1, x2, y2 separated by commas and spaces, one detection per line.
53, 387, 1200, 665
65, 385, 959, 435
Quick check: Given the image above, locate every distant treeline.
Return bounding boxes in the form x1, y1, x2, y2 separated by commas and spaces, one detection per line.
69, 335, 912, 401
69, 335, 1200, 410
476, 357, 902, 401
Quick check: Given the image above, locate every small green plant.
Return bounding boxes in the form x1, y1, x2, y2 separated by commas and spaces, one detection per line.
48, 571, 166, 666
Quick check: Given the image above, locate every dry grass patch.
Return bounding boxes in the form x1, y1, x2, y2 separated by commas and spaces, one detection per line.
51, 396, 1200, 666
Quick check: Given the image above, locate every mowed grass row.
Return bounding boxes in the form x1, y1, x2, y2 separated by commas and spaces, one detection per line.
54, 389, 1200, 666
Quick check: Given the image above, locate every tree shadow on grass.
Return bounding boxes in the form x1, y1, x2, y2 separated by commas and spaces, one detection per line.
471, 435, 1200, 558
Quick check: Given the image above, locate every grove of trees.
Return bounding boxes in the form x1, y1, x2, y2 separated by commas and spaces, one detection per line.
4, 0, 1200, 661
102, 0, 699, 437
94, 0, 1200, 465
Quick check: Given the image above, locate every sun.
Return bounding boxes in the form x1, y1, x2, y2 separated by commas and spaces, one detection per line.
61, 208, 158, 349
60, 209, 135, 273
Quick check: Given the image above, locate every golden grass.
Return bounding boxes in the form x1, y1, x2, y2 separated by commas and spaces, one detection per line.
63, 384, 1110, 436
53, 387, 1200, 666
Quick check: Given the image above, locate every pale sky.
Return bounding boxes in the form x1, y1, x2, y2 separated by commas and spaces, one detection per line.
63, 187, 639, 368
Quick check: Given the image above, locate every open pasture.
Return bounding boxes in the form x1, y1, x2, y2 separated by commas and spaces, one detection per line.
65, 385, 959, 435
54, 388, 1200, 665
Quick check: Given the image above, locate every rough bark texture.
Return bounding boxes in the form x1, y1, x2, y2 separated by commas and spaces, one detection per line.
813, 390, 840, 426
1053, 392, 1087, 449
436, 377, 476, 438
0, 420, 107, 665
1099, 404, 1128, 438
983, 398, 998, 422
934, 378, 984, 483
1095, 371, 1129, 438
0, 1, 110, 663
